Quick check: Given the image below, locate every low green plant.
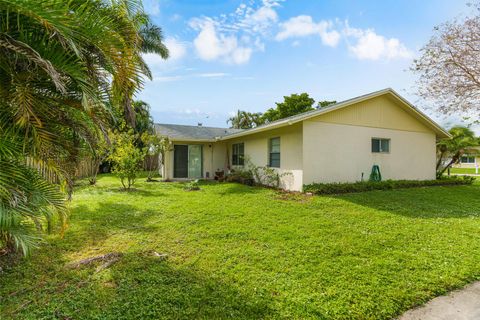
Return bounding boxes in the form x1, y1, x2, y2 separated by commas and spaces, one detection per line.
304, 176, 475, 195
184, 179, 201, 191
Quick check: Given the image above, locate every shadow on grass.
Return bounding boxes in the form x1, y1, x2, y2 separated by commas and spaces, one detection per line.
63, 202, 162, 251
1, 253, 274, 319
333, 184, 480, 219
99, 254, 273, 319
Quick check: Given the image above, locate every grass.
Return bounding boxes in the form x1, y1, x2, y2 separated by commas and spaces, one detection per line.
1, 174, 480, 319
449, 167, 479, 175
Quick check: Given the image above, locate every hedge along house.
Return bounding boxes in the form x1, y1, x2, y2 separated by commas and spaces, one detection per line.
155, 88, 451, 191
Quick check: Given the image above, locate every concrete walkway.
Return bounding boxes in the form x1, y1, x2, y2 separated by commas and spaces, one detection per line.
399, 282, 480, 320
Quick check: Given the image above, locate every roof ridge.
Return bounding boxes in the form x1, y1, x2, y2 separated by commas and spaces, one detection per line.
155, 123, 242, 131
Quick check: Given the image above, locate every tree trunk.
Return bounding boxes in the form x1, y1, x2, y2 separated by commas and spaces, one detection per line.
437, 150, 464, 178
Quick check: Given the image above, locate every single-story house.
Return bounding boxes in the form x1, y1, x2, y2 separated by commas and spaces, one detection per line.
155, 88, 451, 191
453, 147, 480, 169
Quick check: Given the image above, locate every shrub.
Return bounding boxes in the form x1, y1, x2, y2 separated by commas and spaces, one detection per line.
108, 131, 144, 190
184, 179, 201, 191
225, 169, 255, 186
231, 157, 292, 189
304, 176, 475, 195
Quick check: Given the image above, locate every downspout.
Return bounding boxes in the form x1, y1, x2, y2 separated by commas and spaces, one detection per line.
211, 143, 214, 179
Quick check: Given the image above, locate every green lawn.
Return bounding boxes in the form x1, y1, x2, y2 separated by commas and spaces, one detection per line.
2, 175, 480, 319
449, 167, 479, 175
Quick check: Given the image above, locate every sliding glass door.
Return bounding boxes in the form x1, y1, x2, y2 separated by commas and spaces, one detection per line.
188, 145, 202, 178
173, 144, 202, 178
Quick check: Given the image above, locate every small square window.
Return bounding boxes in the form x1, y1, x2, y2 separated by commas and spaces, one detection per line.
372, 138, 390, 153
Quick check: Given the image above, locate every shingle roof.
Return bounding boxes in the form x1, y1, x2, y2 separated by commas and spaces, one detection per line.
155, 123, 243, 141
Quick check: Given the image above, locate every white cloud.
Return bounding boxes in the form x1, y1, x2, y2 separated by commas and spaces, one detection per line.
238, 5, 278, 34
186, 2, 412, 64
196, 72, 229, 78
189, 0, 282, 64
142, 37, 187, 74
344, 22, 413, 60
190, 19, 252, 64
275, 15, 340, 47
142, 53, 165, 67
164, 37, 187, 61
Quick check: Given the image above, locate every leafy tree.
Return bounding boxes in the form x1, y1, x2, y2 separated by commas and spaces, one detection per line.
0, 0, 168, 255
262, 93, 316, 123
227, 110, 264, 129
109, 131, 145, 190
436, 126, 479, 178
141, 132, 170, 181
412, 2, 480, 117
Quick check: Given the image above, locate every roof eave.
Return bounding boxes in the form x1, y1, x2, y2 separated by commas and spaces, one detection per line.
168, 138, 216, 143
221, 88, 452, 140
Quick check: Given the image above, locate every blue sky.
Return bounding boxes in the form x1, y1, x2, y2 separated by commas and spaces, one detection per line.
138, 0, 472, 130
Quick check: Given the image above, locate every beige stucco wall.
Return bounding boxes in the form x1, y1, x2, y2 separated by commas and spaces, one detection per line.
163, 141, 227, 180
302, 95, 438, 185
317, 94, 433, 133
224, 123, 303, 191
303, 122, 436, 184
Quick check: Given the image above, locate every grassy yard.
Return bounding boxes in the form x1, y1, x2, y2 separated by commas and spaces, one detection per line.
1, 175, 480, 319
449, 167, 479, 175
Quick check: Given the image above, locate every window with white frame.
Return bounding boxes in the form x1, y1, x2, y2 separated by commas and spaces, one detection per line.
269, 137, 280, 168
371, 138, 390, 153
232, 143, 244, 166
460, 156, 476, 164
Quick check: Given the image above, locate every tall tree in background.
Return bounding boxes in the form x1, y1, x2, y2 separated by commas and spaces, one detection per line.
227, 110, 264, 129
132, 100, 155, 148
229, 94, 335, 128
412, 2, 480, 118
262, 93, 315, 123
0, 0, 168, 255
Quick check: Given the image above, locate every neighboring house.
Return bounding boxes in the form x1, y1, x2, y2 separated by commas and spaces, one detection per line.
155, 88, 451, 191
452, 147, 480, 169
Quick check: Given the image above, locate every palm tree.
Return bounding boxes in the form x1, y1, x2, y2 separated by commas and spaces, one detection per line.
436, 126, 479, 178
0, 0, 168, 255
227, 110, 264, 129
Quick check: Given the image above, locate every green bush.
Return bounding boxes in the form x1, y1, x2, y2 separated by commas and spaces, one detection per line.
108, 131, 145, 190
225, 169, 255, 186
304, 176, 475, 195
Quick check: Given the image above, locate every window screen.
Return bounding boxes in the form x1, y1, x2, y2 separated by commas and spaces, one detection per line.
269, 137, 280, 168
372, 138, 390, 153
232, 143, 245, 166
